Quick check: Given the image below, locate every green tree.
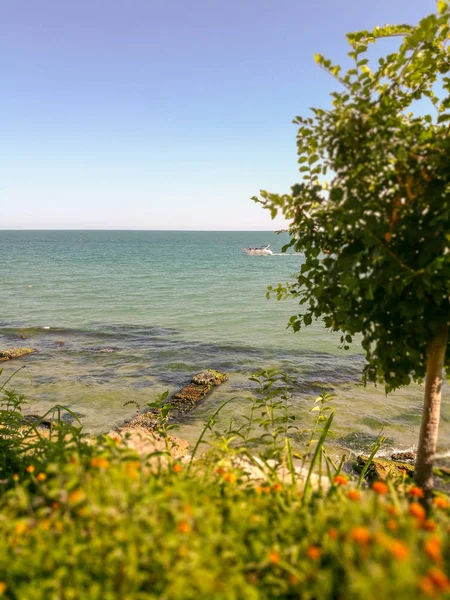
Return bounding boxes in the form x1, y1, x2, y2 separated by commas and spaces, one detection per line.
254, 2, 450, 496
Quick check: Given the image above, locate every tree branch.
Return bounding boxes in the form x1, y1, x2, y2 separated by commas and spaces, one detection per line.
368, 231, 425, 275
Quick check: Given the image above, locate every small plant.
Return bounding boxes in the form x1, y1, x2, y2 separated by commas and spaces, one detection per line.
0, 369, 92, 486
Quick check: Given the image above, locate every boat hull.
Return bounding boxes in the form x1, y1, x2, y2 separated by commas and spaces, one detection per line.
243, 248, 273, 256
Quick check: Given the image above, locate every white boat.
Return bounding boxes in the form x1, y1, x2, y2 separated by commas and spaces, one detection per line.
243, 244, 273, 256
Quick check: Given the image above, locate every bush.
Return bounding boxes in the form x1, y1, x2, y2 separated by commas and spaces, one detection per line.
0, 372, 448, 599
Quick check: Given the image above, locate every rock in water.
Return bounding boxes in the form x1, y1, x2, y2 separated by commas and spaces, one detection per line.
354, 456, 414, 481
0, 348, 36, 362
172, 369, 228, 412
172, 383, 213, 411
120, 368, 228, 430
21, 414, 54, 430
391, 451, 415, 461
191, 369, 228, 386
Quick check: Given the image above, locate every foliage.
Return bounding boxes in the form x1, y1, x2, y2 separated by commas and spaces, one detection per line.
253, 2, 450, 391
0, 380, 449, 599
0, 368, 93, 479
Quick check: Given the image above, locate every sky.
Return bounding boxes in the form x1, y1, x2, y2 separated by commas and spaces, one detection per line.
1, 0, 434, 230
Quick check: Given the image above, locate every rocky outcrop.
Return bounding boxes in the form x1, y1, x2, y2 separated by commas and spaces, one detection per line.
191, 369, 228, 386
354, 456, 450, 491
21, 414, 54, 430
0, 348, 36, 362
172, 383, 212, 410
123, 369, 228, 430
172, 369, 228, 413
354, 456, 414, 481
391, 451, 415, 461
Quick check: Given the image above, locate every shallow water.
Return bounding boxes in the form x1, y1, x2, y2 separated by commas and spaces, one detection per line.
0, 230, 448, 460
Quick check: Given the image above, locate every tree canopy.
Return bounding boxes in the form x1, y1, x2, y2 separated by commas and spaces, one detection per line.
255, 2, 450, 393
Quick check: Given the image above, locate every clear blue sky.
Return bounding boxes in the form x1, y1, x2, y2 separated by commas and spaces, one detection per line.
1, 0, 433, 230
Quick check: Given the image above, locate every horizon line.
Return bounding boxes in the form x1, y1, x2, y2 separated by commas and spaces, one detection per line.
0, 228, 286, 232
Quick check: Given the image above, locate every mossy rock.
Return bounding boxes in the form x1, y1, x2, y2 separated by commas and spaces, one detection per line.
354, 456, 414, 482
171, 369, 227, 411
0, 348, 36, 362
391, 451, 415, 461
191, 369, 228, 386
173, 383, 213, 404
118, 369, 228, 430
355, 456, 450, 486
124, 412, 159, 431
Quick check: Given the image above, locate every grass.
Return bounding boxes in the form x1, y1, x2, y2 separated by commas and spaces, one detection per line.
0, 369, 448, 599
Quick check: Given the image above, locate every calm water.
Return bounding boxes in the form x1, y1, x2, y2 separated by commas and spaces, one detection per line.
0, 230, 448, 460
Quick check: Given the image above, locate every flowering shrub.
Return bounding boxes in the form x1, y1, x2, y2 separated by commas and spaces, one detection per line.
0, 380, 448, 598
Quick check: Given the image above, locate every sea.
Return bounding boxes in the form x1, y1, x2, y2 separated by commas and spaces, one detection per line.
0, 230, 448, 462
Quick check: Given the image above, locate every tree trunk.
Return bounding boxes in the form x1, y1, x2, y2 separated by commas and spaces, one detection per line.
414, 325, 448, 496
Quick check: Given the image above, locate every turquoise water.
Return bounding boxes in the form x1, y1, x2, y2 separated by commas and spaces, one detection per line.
0, 230, 448, 459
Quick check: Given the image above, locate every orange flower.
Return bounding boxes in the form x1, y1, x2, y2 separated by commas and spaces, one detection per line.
409, 503, 426, 521
306, 546, 321, 560
351, 526, 371, 545
90, 457, 109, 469
215, 467, 226, 476
224, 472, 237, 484
12, 474, 19, 482
272, 483, 283, 493
0, 582, 6, 596
418, 568, 450, 596
347, 489, 361, 502
418, 575, 435, 596
387, 519, 398, 532
385, 504, 398, 516
25, 465, 35, 474
69, 489, 86, 504
424, 537, 441, 563
255, 485, 264, 495
433, 497, 449, 510
269, 550, 280, 564
328, 528, 338, 540
52, 502, 60, 510
428, 567, 450, 591
262, 486, 271, 494
40, 519, 51, 530
177, 520, 190, 534
172, 463, 182, 473
125, 461, 140, 479
372, 481, 388, 495
333, 475, 348, 486
422, 519, 437, 532
15, 522, 27, 535
388, 540, 409, 561
409, 486, 425, 499
54, 521, 63, 533
36, 473, 47, 482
